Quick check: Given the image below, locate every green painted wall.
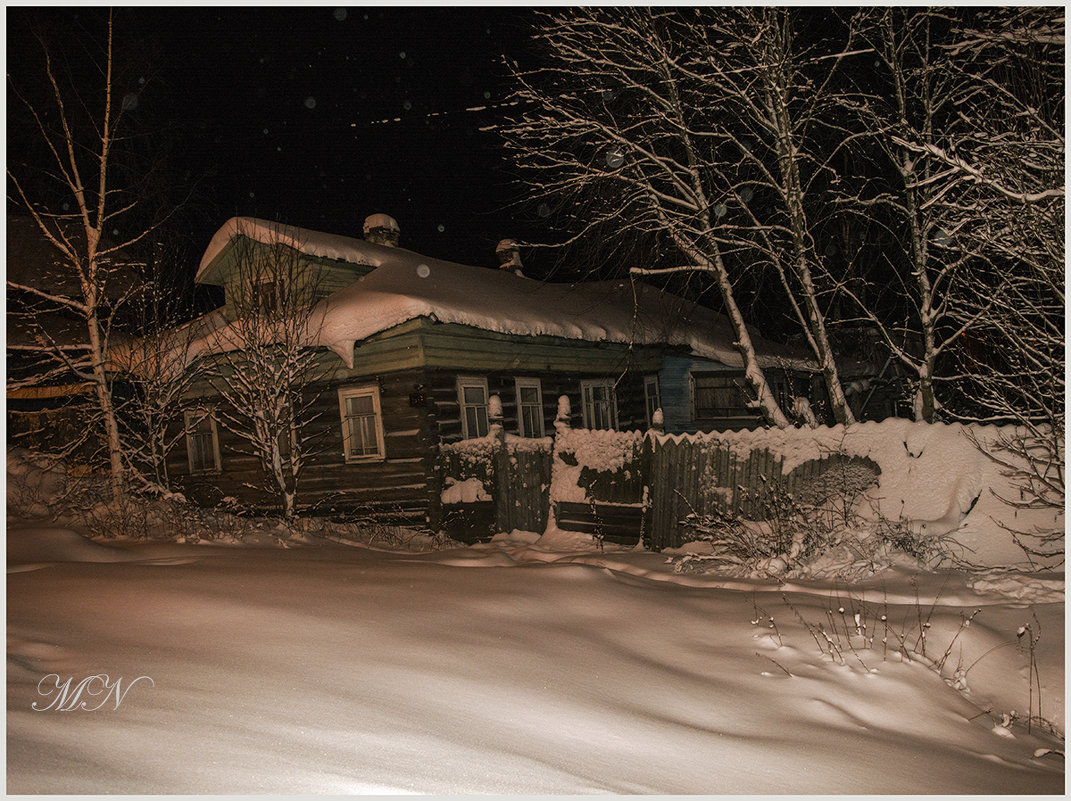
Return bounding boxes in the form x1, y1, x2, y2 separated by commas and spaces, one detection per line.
326, 319, 666, 380
201, 235, 376, 320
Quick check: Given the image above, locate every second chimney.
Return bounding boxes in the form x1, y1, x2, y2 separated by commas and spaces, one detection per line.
495, 238, 524, 277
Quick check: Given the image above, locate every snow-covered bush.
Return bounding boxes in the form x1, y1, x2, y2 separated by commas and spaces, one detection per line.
965, 425, 1064, 568
676, 448, 870, 577
675, 451, 961, 580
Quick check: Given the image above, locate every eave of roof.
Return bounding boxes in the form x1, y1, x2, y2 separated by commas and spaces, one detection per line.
182, 217, 819, 374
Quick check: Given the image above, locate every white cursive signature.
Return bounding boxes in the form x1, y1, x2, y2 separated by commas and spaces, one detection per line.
32, 673, 155, 712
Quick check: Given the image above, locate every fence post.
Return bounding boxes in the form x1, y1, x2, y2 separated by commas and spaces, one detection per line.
641, 408, 664, 548
554, 394, 572, 434
488, 395, 510, 534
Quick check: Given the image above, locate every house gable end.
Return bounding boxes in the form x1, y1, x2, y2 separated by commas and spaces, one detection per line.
200, 234, 378, 321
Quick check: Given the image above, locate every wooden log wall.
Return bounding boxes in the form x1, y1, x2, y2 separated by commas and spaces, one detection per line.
169, 367, 439, 523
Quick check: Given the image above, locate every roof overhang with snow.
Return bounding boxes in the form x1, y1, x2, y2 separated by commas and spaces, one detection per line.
183, 217, 818, 373
195, 217, 387, 286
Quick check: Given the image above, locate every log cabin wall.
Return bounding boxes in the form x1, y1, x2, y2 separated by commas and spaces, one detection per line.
169, 320, 669, 525
168, 364, 438, 523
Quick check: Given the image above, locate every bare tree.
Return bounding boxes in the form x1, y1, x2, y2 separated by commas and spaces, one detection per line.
828, 8, 1063, 553
111, 251, 205, 494
837, 8, 1063, 426
835, 9, 989, 423
7, 11, 156, 499
501, 8, 790, 427
502, 8, 872, 426
937, 7, 1063, 423
707, 8, 860, 425
202, 223, 330, 522
940, 9, 1064, 549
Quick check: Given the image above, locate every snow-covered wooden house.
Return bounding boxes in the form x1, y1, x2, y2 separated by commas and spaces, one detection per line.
162, 215, 818, 522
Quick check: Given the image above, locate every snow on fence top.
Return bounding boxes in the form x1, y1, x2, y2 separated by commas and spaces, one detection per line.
653, 419, 1064, 568
191, 217, 815, 371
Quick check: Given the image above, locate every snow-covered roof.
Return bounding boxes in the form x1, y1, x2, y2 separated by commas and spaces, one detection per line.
191, 217, 816, 371
196, 217, 393, 284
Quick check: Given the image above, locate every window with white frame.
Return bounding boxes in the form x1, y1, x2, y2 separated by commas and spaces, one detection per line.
338, 385, 386, 462
457, 376, 490, 439
580, 378, 618, 430
185, 409, 221, 474
644, 375, 662, 427
515, 377, 544, 438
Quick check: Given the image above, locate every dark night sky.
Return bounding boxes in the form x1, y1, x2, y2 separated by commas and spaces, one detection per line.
9, 6, 541, 275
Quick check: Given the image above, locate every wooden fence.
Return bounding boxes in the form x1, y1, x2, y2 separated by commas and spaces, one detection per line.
437, 399, 879, 549
438, 423, 551, 543
645, 438, 879, 549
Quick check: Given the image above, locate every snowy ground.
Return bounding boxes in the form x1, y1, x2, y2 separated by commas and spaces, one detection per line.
7, 521, 1064, 794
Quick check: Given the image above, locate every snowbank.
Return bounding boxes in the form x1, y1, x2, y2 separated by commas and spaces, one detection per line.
7, 528, 1063, 793
7, 526, 136, 564
5, 444, 1063, 793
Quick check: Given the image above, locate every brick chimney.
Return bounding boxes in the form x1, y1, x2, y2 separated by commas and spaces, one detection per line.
363, 213, 400, 247
495, 238, 524, 277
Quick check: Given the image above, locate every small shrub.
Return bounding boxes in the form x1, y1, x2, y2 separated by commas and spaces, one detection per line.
761, 591, 1062, 741
674, 451, 962, 580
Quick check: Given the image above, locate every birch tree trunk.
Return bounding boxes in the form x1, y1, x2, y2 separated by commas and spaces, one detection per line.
7, 11, 148, 500
753, 9, 855, 424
